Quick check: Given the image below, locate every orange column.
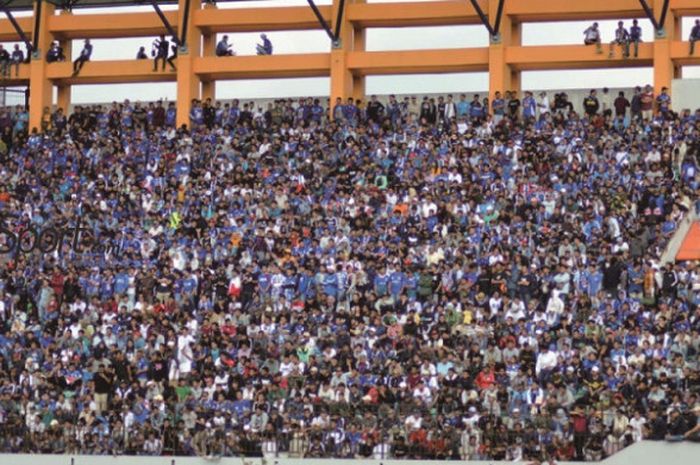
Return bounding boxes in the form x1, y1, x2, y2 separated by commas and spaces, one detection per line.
201, 4, 216, 102
489, 1, 518, 102
351, 0, 366, 102
330, 0, 356, 114
653, 0, 679, 96
57, 21, 71, 113
29, 1, 55, 132
176, 0, 202, 128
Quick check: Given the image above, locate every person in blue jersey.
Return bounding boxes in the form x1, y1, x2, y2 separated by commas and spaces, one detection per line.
373, 266, 389, 297
521, 91, 537, 120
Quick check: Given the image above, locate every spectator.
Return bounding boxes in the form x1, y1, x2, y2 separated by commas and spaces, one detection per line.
72, 38, 93, 76
656, 86, 671, 115
45, 41, 65, 63
152, 35, 171, 72
0, 45, 10, 79
640, 84, 654, 120
690, 19, 700, 55
629, 19, 642, 58
256, 33, 273, 55
584, 22, 602, 53
583, 88, 600, 117
609, 21, 630, 59
684, 406, 700, 441
216, 35, 235, 57
136, 46, 148, 60
10, 44, 24, 77
613, 90, 630, 123
630, 85, 642, 122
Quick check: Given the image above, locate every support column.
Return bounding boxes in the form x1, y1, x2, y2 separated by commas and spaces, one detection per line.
330, 0, 356, 115
653, 0, 679, 96
488, 1, 518, 102
200, 4, 216, 102
57, 14, 72, 113
351, 0, 366, 102
176, 0, 202, 128
57, 85, 71, 112
29, 0, 55, 132
201, 31, 215, 101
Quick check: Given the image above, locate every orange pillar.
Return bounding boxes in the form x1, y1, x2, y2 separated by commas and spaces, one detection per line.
351, 0, 366, 102
57, 85, 71, 112
201, 9, 216, 102
176, 0, 202, 128
29, 1, 55, 132
489, 1, 518, 102
653, 0, 679, 96
201, 35, 215, 101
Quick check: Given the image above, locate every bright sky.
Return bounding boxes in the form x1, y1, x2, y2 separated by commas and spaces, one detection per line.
8, 0, 700, 103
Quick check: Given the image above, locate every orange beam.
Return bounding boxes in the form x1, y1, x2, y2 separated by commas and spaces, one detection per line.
49, 11, 179, 39
194, 6, 332, 33
0, 65, 29, 84
346, 1, 482, 28
347, 48, 488, 75
193, 54, 331, 80
506, 43, 654, 70
671, 40, 700, 65
0, 17, 32, 42
46, 61, 176, 85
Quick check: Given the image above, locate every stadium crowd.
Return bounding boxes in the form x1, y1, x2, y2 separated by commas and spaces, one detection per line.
0, 85, 699, 462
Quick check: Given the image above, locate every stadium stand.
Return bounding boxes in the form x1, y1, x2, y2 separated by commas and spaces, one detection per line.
0, 86, 698, 461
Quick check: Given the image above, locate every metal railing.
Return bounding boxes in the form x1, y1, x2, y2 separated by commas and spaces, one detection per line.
0, 87, 27, 108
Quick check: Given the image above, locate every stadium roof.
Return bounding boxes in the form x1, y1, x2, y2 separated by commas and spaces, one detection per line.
1, 0, 266, 12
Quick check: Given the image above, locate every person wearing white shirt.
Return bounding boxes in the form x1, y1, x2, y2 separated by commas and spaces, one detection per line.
535, 345, 558, 381
537, 91, 550, 118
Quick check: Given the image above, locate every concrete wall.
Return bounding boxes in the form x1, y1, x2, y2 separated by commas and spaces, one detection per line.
672, 78, 700, 114
0, 441, 697, 465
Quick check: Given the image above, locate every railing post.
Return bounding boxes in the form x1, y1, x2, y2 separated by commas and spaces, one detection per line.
28, 0, 55, 132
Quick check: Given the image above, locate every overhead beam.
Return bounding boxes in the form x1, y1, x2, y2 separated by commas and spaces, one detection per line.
194, 5, 331, 33
347, 48, 489, 75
